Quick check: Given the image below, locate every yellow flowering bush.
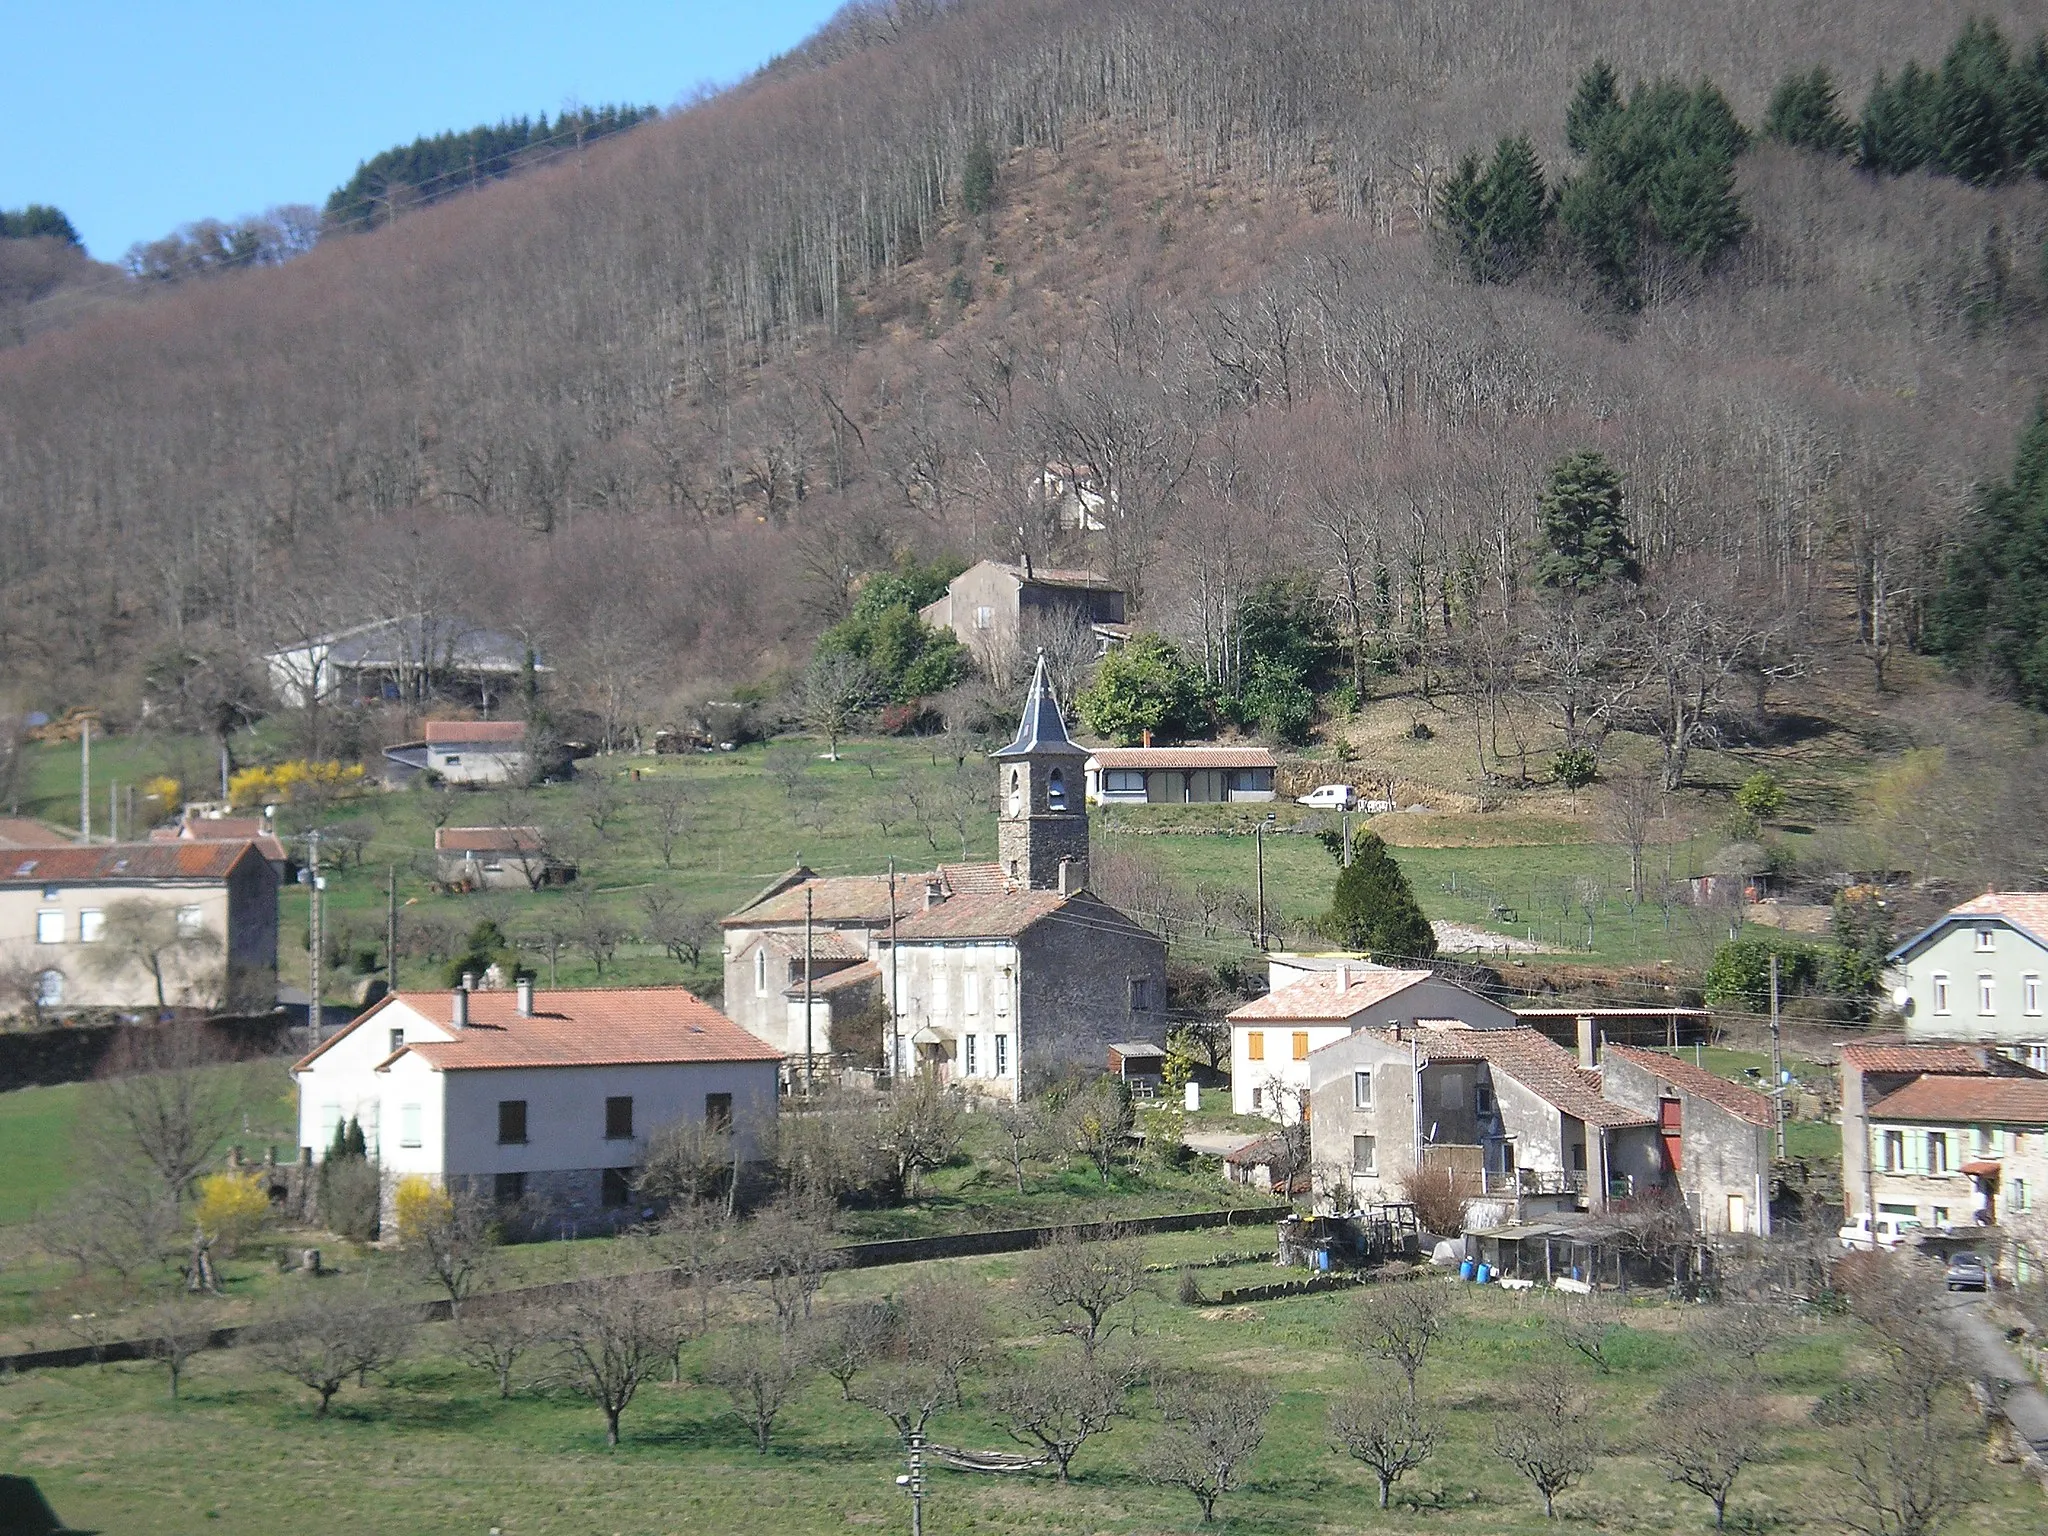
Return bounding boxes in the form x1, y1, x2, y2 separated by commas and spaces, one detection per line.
227, 759, 366, 808
140, 775, 182, 808
392, 1173, 453, 1248
193, 1170, 271, 1255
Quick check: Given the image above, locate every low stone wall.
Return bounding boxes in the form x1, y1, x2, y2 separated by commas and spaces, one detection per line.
0, 1013, 301, 1094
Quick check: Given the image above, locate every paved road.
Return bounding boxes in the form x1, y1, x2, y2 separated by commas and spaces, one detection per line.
1933, 1292, 2048, 1456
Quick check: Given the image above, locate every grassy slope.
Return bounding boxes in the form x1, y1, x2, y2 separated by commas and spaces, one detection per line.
4, 1233, 2041, 1536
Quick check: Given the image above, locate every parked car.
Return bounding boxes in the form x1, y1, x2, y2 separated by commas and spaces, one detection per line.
1839, 1213, 1921, 1252
1944, 1251, 1989, 1291
1297, 784, 1358, 809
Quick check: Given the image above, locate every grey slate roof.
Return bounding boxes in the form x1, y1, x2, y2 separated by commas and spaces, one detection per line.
991, 653, 1088, 760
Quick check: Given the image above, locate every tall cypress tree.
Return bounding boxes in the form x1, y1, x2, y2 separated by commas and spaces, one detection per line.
1536, 451, 1638, 593
1321, 831, 1437, 963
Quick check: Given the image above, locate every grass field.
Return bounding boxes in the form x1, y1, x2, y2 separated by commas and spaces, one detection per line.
4, 1229, 2041, 1536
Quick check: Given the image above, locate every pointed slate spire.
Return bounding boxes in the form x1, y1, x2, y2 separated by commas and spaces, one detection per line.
993, 651, 1087, 758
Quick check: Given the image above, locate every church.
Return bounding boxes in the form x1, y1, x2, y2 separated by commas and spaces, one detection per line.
720, 656, 1168, 1099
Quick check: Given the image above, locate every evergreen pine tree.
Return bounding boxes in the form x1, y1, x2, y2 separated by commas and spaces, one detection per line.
1556, 170, 1637, 303
1566, 59, 1623, 155
1478, 135, 1549, 280
1321, 831, 1437, 963
1535, 451, 1637, 593
1649, 150, 1750, 266
1925, 402, 2048, 710
1935, 17, 2015, 184
962, 136, 998, 215
2009, 38, 2048, 175
1858, 63, 1941, 174
1679, 81, 1751, 162
328, 1118, 351, 1163
1435, 150, 1489, 279
1763, 66, 1852, 154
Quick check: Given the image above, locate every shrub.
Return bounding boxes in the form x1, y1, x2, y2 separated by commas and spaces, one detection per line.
1733, 771, 1786, 822
1703, 937, 1821, 1012
1553, 747, 1598, 792
193, 1170, 270, 1256
392, 1174, 453, 1248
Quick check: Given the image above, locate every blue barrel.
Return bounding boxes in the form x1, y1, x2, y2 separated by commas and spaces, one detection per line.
1459, 1259, 1476, 1281
1314, 1248, 1330, 1272
1476, 1263, 1492, 1284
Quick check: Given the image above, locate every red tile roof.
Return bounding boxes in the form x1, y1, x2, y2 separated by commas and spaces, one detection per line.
1088, 746, 1277, 770
1405, 1026, 1656, 1129
759, 930, 868, 963
1866, 1074, 2048, 1125
1603, 1045, 1775, 1128
1002, 563, 1116, 589
723, 873, 913, 928
890, 889, 1072, 941
1231, 969, 1435, 1022
299, 987, 781, 1073
1951, 891, 2048, 942
787, 960, 881, 997
0, 818, 70, 848
424, 720, 527, 745
939, 862, 1012, 895
0, 841, 260, 883
1840, 1041, 1991, 1075
181, 819, 287, 861
436, 826, 547, 854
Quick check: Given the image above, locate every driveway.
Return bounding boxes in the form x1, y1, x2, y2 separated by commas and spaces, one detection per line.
1184, 1130, 1266, 1159
1932, 1292, 2048, 1458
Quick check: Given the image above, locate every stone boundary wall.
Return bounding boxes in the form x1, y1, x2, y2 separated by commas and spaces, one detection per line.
0, 1014, 301, 1094
0, 1203, 1290, 1375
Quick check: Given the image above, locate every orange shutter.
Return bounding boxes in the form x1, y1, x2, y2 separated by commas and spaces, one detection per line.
1247, 1031, 1264, 1062
1292, 1031, 1309, 1061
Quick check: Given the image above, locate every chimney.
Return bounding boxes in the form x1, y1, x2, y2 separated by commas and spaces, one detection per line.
1141, 728, 1153, 748
1057, 856, 1074, 896
924, 880, 947, 910
1337, 963, 1352, 990
517, 976, 535, 1017
452, 988, 469, 1029
1576, 1014, 1597, 1070
460, 970, 477, 992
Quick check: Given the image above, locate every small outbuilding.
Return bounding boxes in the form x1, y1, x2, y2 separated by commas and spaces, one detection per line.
1107, 1041, 1167, 1094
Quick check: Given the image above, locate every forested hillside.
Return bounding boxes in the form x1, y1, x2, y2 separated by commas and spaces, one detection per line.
1, 0, 2045, 884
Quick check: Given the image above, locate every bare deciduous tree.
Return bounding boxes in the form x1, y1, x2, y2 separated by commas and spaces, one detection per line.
1341, 1281, 1454, 1401
1651, 1373, 1766, 1530
402, 1181, 498, 1317
549, 1275, 687, 1446
1023, 1226, 1146, 1360
1141, 1370, 1277, 1523
1059, 1079, 1135, 1186
1330, 1378, 1443, 1508
797, 649, 883, 761
86, 899, 220, 1011
802, 1298, 896, 1401
254, 1283, 414, 1417
734, 1198, 840, 1335
704, 1326, 808, 1453
93, 1027, 239, 1196
641, 778, 696, 869
989, 1097, 1049, 1194
989, 1345, 1142, 1483
143, 1295, 219, 1399
1492, 1365, 1600, 1519
452, 1293, 551, 1398
876, 1076, 962, 1199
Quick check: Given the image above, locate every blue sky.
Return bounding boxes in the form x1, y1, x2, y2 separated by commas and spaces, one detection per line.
5, 1, 848, 260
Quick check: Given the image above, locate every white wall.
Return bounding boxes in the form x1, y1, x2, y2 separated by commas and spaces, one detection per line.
294, 997, 456, 1158
883, 938, 1021, 1096
1891, 920, 2048, 1051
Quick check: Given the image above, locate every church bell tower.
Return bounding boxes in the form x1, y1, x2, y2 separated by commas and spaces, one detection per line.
992, 653, 1090, 891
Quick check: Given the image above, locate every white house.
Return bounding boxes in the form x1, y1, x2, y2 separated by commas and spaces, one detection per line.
1886, 891, 2048, 1067
292, 983, 780, 1222
1227, 966, 1517, 1119
384, 720, 531, 787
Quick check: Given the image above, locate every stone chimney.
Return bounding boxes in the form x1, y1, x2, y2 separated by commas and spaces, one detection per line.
1057, 857, 1075, 896
924, 880, 947, 910
460, 970, 477, 992
1337, 963, 1352, 990
517, 976, 535, 1017
1576, 1014, 1598, 1070
452, 988, 469, 1029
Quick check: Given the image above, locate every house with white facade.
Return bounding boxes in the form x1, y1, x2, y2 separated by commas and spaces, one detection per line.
1885, 891, 2048, 1067
292, 982, 780, 1223
384, 720, 532, 787
1227, 965, 1517, 1119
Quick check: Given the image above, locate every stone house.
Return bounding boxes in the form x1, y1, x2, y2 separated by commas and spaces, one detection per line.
1886, 891, 2048, 1067
1600, 1046, 1775, 1237
0, 841, 279, 1015
1837, 1039, 2040, 1229
1228, 966, 1518, 1119
918, 560, 1127, 666
434, 826, 574, 890
1858, 1069, 2048, 1235
292, 982, 780, 1225
1306, 1025, 1669, 1223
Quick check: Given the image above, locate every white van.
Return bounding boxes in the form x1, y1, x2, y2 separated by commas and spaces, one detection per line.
1838, 1213, 1921, 1252
1297, 784, 1357, 809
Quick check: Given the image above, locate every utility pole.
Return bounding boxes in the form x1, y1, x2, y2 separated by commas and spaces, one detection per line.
887, 858, 900, 1084
1769, 951, 1786, 1160
1254, 814, 1273, 951
109, 782, 118, 843
78, 716, 90, 843
307, 829, 324, 1041
803, 885, 815, 1097
387, 865, 400, 995
895, 1430, 926, 1536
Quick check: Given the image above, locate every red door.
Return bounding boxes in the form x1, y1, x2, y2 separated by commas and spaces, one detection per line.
1658, 1097, 1683, 1173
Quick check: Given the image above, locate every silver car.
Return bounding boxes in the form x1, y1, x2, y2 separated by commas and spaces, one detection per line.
1944, 1252, 1989, 1291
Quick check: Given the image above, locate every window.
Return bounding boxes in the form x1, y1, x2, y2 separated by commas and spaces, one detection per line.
1008, 768, 1022, 817
175, 906, 204, 938
400, 1103, 422, 1148
964, 971, 980, 1015
995, 969, 1011, 1016
1292, 1031, 1310, 1061
1103, 768, 1144, 795
494, 1172, 526, 1205
1247, 1031, 1264, 1062
605, 1096, 634, 1140
1047, 769, 1067, 810
1251, 1086, 1263, 1110
602, 1168, 633, 1208
964, 1034, 979, 1075
36, 970, 62, 1007
1927, 1131, 1949, 1174
973, 604, 993, 630
78, 909, 104, 943
320, 1102, 342, 1149
2016, 1178, 2030, 1212
35, 910, 62, 944
756, 949, 768, 996
443, 754, 462, 767
1932, 1205, 1950, 1226
1475, 1081, 1495, 1115
497, 1100, 528, 1145
704, 1093, 733, 1132
1353, 1071, 1372, 1109
1973, 926, 1997, 952
2026, 975, 2042, 1016
994, 1034, 1009, 1075
1352, 1134, 1376, 1173
1882, 1130, 1905, 1171
1129, 977, 1150, 1012
388, 1028, 405, 1056
1932, 974, 1950, 1015
1979, 975, 1997, 1016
